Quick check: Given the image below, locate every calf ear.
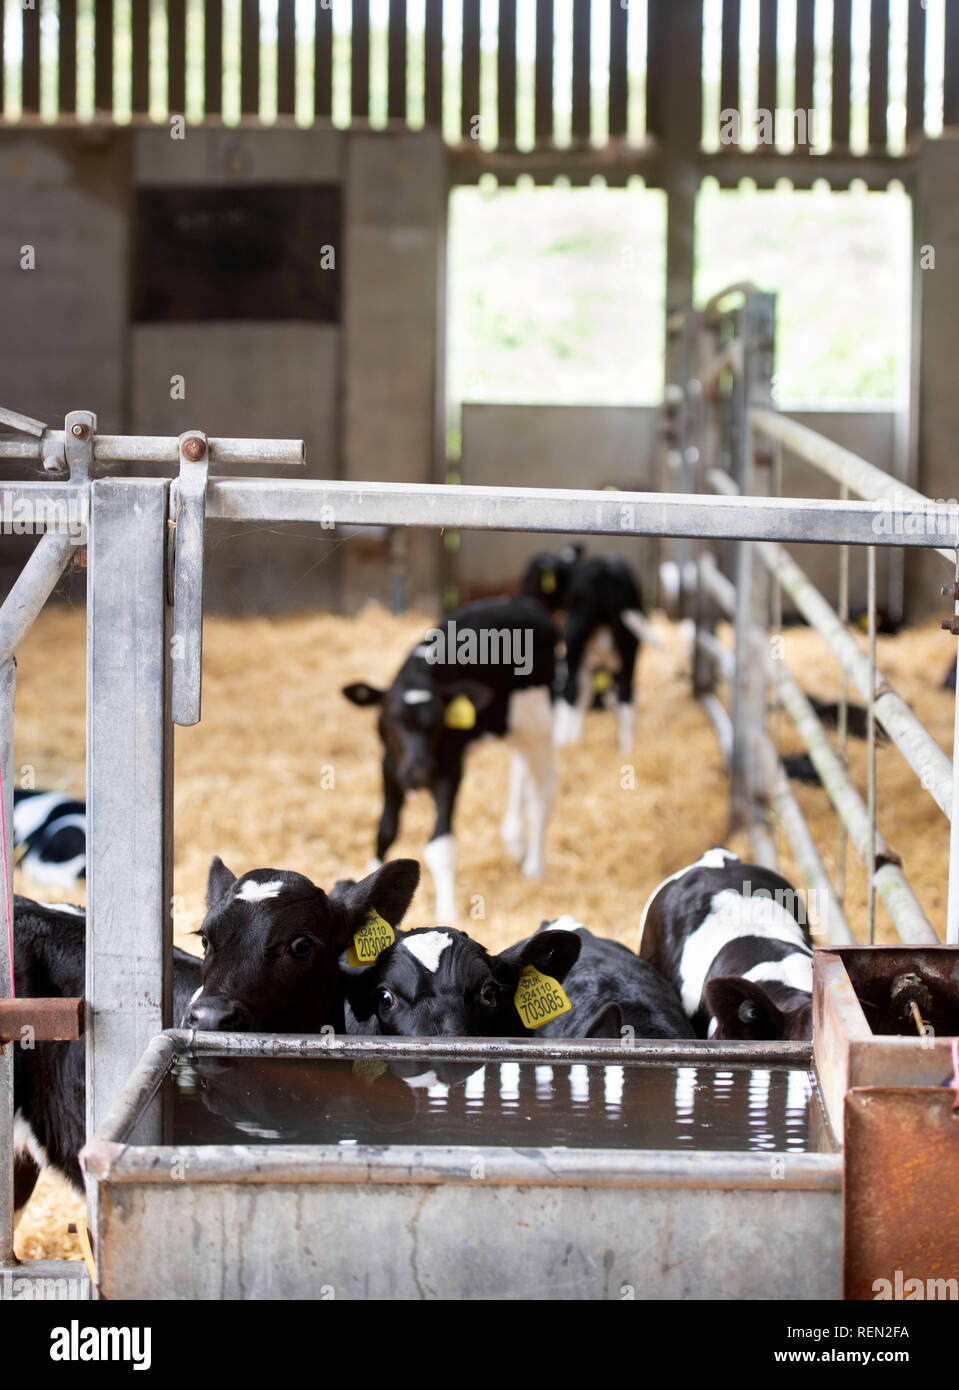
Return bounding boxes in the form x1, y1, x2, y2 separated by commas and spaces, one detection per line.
498, 928, 582, 985
343, 682, 385, 707
584, 1001, 623, 1039
705, 977, 786, 1040
206, 856, 237, 907
333, 859, 420, 941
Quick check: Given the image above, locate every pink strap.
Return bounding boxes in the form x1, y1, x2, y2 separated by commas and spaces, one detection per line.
0, 773, 14, 999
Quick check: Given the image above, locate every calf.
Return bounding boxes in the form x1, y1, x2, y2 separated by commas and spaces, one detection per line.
638, 848, 814, 1041
12, 896, 201, 1212
343, 596, 558, 922
343, 918, 693, 1040
522, 546, 649, 755
13, 789, 86, 888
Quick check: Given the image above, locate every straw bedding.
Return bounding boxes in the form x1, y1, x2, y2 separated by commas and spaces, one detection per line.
10, 601, 955, 1259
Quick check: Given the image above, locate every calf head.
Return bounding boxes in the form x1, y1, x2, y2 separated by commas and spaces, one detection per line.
343, 675, 494, 790
521, 545, 584, 612
187, 856, 420, 1033
704, 977, 812, 1041
345, 926, 582, 1037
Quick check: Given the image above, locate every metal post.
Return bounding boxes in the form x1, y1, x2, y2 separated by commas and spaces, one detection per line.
86, 477, 173, 1146
837, 483, 850, 907
0, 658, 15, 1265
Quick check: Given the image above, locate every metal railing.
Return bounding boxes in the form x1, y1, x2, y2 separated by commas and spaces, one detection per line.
674, 286, 959, 955
2, 383, 958, 1291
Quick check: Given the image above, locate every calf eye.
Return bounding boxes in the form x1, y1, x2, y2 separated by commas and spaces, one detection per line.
478, 980, 499, 1008
288, 937, 314, 961
199, 934, 209, 954
377, 987, 395, 1011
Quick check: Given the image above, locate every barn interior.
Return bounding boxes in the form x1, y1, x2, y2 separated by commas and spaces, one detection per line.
2, 1, 959, 1302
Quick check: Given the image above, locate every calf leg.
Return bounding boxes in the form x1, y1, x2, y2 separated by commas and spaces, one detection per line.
611, 619, 640, 756
425, 766, 463, 923
554, 621, 590, 747
500, 749, 528, 860
373, 760, 405, 866
14, 1151, 41, 1227
508, 687, 556, 880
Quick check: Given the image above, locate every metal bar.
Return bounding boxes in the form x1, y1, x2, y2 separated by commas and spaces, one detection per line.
276, 0, 296, 116
608, 0, 627, 139
755, 735, 855, 945
0, 659, 15, 1265
700, 693, 733, 768
170, 434, 209, 727
1, 0, 6, 116
0, 534, 77, 665
90, 434, 305, 466
314, 0, 333, 119
388, 0, 408, 123
94, 0, 114, 114
533, 0, 553, 142
21, 2, 40, 114
947, 553, 959, 945
168, 0, 187, 114
498, 0, 517, 145
132, 0, 151, 115
644, 0, 665, 138
59, 0, 78, 115
0, 406, 46, 436
868, 0, 889, 150
0, 483, 89, 533
866, 545, 877, 941
0, 998, 84, 1044
571, 0, 590, 141
721, 0, 741, 124
758, 0, 778, 119
204, 0, 223, 118
756, 539, 954, 822
241, 0, 261, 116
461, 0, 481, 138
205, 478, 958, 548
905, 0, 926, 141
794, 0, 815, 121
424, 0, 443, 125
945, 0, 959, 129
832, 0, 852, 148
751, 407, 959, 564
86, 479, 173, 1138
352, 0, 370, 119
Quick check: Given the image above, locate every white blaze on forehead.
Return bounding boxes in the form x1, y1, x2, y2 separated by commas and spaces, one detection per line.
402, 688, 433, 705
235, 878, 285, 902
742, 951, 813, 995
403, 930, 453, 973
546, 914, 588, 933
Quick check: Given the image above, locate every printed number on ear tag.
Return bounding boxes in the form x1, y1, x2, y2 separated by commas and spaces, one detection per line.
514, 965, 571, 1029
592, 668, 614, 694
444, 694, 477, 730
540, 569, 558, 595
346, 908, 395, 967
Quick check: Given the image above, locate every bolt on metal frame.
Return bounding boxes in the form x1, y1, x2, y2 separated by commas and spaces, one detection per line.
1, 373, 958, 1291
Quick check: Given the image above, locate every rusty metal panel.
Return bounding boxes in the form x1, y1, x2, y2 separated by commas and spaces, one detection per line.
844, 1088, 959, 1300
0, 996, 83, 1043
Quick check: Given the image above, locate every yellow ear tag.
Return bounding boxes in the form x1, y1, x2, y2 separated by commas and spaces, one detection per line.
346, 908, 395, 967
514, 965, 571, 1030
592, 667, 614, 694
444, 694, 477, 731
540, 569, 558, 595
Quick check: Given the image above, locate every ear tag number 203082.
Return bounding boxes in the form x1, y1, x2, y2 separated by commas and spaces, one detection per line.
346, 908, 395, 967
514, 965, 571, 1029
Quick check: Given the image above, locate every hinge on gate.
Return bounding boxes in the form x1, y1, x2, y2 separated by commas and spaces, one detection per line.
170, 433, 209, 727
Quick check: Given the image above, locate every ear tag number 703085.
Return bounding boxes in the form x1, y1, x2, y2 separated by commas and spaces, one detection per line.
514, 965, 571, 1029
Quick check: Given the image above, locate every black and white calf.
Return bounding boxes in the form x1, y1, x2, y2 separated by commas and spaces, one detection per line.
638, 848, 814, 1041
343, 596, 558, 922
343, 918, 694, 1040
522, 546, 650, 755
12, 896, 201, 1211
13, 789, 86, 888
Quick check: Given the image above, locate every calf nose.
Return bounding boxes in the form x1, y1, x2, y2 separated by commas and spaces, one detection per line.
187, 997, 245, 1032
